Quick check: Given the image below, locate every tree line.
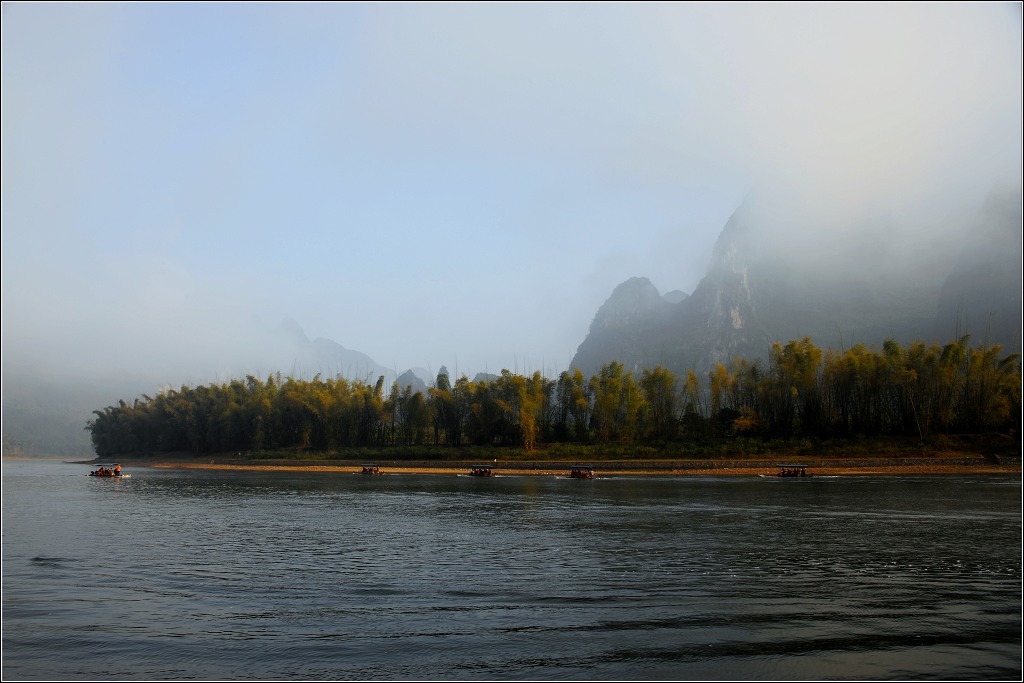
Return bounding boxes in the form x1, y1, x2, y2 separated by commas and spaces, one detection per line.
86, 335, 1021, 458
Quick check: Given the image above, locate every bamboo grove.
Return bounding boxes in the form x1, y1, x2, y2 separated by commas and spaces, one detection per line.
86, 335, 1021, 458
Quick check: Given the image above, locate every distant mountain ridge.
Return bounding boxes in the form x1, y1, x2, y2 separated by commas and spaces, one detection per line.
571, 185, 1022, 379
277, 318, 397, 383
2, 319, 432, 457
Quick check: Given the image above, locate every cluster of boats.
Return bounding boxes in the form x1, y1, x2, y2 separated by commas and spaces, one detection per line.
359, 464, 817, 479
359, 464, 598, 478
362, 463, 811, 479
89, 462, 812, 480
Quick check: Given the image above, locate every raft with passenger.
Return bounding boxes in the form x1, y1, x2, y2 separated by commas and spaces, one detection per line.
569, 465, 595, 479
89, 464, 130, 478
763, 463, 811, 478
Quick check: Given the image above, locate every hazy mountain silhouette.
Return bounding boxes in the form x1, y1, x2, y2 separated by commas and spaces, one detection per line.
571, 185, 1022, 379
932, 184, 1023, 349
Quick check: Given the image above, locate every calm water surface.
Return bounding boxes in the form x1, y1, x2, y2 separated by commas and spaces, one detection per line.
2, 459, 1020, 681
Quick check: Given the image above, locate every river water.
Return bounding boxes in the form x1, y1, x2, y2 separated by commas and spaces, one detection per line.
2, 459, 1020, 681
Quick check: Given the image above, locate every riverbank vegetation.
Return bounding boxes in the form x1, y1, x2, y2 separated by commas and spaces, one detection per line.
86, 335, 1021, 459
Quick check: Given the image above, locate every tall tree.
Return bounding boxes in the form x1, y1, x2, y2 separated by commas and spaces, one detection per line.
640, 366, 678, 440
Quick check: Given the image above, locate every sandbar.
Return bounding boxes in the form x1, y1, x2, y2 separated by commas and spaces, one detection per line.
99, 455, 1020, 477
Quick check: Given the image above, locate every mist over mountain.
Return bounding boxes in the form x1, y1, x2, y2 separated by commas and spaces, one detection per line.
571, 184, 1022, 379
277, 318, 397, 384
1, 319, 421, 457
932, 184, 1023, 349
5, 182, 1019, 458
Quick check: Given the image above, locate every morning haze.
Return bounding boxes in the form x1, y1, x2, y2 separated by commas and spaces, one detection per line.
2, 2, 1020, 455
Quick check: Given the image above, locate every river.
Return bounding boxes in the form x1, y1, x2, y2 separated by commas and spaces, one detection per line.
2, 459, 1020, 680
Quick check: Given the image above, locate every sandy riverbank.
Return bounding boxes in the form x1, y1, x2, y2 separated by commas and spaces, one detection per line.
84, 455, 1020, 478
143, 464, 1018, 476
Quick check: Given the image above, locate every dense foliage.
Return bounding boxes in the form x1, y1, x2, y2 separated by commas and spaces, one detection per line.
86, 335, 1021, 458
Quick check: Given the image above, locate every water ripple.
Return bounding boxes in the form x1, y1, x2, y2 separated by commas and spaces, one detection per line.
2, 462, 1019, 681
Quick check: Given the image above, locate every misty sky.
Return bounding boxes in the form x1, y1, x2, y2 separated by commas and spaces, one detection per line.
2, 2, 1021, 387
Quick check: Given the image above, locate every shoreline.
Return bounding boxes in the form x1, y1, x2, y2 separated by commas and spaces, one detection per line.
144, 464, 1019, 477
65, 454, 1022, 478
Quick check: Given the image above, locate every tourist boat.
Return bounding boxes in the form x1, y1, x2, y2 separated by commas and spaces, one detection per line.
89, 464, 130, 478
769, 463, 811, 478
569, 465, 595, 479
468, 465, 494, 477
359, 464, 383, 475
